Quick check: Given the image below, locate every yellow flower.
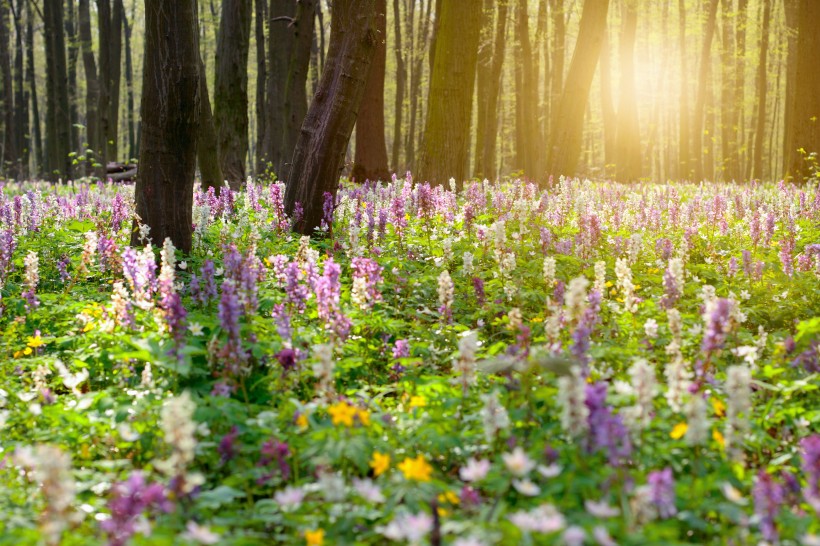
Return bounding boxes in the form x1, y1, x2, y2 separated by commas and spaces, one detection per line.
357, 408, 371, 427
409, 395, 427, 409
304, 529, 324, 546
609, 288, 618, 296
12, 350, 23, 358
712, 398, 726, 418
370, 452, 390, 477
713, 429, 726, 449
670, 422, 688, 439
23, 347, 32, 356
296, 414, 309, 429
438, 491, 460, 505
26, 335, 45, 348
605, 281, 614, 287
328, 402, 357, 427
398, 455, 433, 482
82, 321, 95, 333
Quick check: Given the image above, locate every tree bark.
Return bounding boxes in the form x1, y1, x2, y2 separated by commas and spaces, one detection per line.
0, 2, 17, 177
481, 0, 507, 181
417, 0, 483, 186
615, 0, 641, 182
11, 0, 27, 178
549, 0, 565, 138
782, 0, 798, 178
43, 0, 72, 181
26, 0, 41, 175
65, 0, 79, 157
390, 0, 405, 172
677, 0, 689, 178
785, 0, 820, 181
352, 0, 389, 182
750, 0, 771, 180
78, 0, 98, 170
132, 0, 200, 253
108, 0, 124, 161
284, 0, 376, 235
197, 56, 224, 192
734, 0, 748, 178
600, 31, 616, 173
123, 1, 136, 160
546, 0, 609, 179
691, 0, 719, 182
254, 0, 267, 176
214, 0, 251, 188
473, 0, 494, 179
514, 0, 540, 180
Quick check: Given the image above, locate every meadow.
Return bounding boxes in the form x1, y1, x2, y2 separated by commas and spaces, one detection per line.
0, 176, 818, 545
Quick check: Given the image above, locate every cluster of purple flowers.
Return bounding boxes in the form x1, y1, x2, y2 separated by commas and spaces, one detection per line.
585, 382, 631, 466
100, 472, 172, 546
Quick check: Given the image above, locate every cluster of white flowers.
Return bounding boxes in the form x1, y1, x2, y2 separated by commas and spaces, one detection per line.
462, 251, 474, 276
156, 392, 203, 492
192, 203, 211, 250
24, 250, 39, 293
593, 260, 606, 297
614, 258, 636, 313
557, 366, 589, 438
78, 231, 98, 276
563, 277, 589, 325
480, 389, 510, 442
110, 281, 132, 328
312, 343, 336, 400
628, 233, 642, 264
350, 275, 370, 310
437, 270, 454, 316
684, 395, 710, 446
622, 359, 658, 433
668, 257, 685, 292
442, 237, 453, 264
454, 332, 479, 395
543, 256, 556, 293
725, 364, 752, 462
664, 354, 692, 413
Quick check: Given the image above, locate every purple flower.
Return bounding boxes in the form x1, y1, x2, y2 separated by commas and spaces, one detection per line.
779, 237, 795, 277
585, 382, 632, 466
392, 339, 409, 360
701, 298, 733, 355
801, 435, 820, 510
647, 468, 677, 518
472, 277, 485, 306
258, 439, 291, 483
218, 426, 240, 464
275, 348, 298, 372
100, 472, 172, 546
753, 471, 784, 543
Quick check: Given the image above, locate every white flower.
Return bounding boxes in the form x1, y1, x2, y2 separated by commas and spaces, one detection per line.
563, 526, 587, 546
513, 479, 541, 496
274, 486, 306, 509
181, 521, 220, 544
537, 464, 562, 478
352, 478, 384, 503
459, 458, 490, 482
509, 504, 566, 534
644, 318, 658, 339
188, 322, 204, 336
720, 482, 747, 505
381, 511, 433, 543
453, 537, 486, 546
502, 447, 535, 477
585, 499, 620, 518
593, 525, 617, 546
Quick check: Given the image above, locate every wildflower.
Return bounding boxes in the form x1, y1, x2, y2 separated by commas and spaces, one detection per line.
351, 257, 383, 309
753, 471, 784, 543
101, 472, 171, 546
23, 250, 39, 310
156, 392, 203, 493
614, 258, 635, 313
684, 395, 710, 446
274, 486, 306, 509
503, 447, 535, 477
480, 389, 510, 442
181, 522, 220, 545
381, 511, 433, 543
508, 504, 566, 534
543, 256, 556, 292
593, 260, 606, 297
438, 269, 455, 321
312, 344, 336, 400
564, 277, 589, 324
562, 526, 587, 546
454, 332, 479, 394
664, 355, 692, 412
644, 318, 658, 339
328, 401, 358, 427
623, 358, 658, 433
462, 251, 474, 275
398, 455, 433, 482
661, 257, 684, 308
670, 422, 688, 440
352, 478, 385, 503
304, 529, 324, 546
370, 452, 391, 477
585, 382, 632, 465
701, 298, 736, 355
459, 458, 490, 482
800, 435, 820, 511
725, 364, 752, 461
585, 499, 620, 518
647, 467, 677, 518
557, 366, 589, 438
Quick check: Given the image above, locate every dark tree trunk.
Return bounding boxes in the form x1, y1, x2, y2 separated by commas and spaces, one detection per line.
43, 0, 72, 181
78, 0, 98, 166
405, 0, 432, 170
132, 0, 200, 253
546, 0, 609, 179
280, 0, 316, 182
514, 0, 540, 180
390, 0, 404, 172
197, 56, 224, 192
480, 0, 507, 181
0, 2, 17, 177
691, 0, 719, 182
418, 0, 483, 186
26, 0, 41, 175
615, 0, 641, 182
782, 0, 798, 178
254, 0, 266, 175
97, 0, 111, 171
750, 0, 771, 180
123, 1, 136, 160
473, 0, 494, 179
11, 0, 27, 178
352, 0, 389, 182
65, 0, 79, 157
108, 0, 123, 161
785, 0, 820, 181
214, 0, 251, 188
284, 0, 377, 235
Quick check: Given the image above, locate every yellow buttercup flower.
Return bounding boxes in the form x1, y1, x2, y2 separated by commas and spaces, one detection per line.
670, 422, 688, 439
713, 429, 726, 449
409, 395, 427, 409
328, 402, 357, 427
23, 347, 32, 356
357, 408, 371, 426
438, 491, 459, 505
712, 398, 726, 417
398, 455, 433, 482
26, 335, 45, 348
370, 452, 390, 476
304, 529, 324, 546
296, 414, 309, 429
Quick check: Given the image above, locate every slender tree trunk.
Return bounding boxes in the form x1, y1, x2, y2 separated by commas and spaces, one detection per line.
691, 0, 719, 182
64, 0, 79, 157
284, 0, 377, 235
473, 0, 493, 179
600, 31, 615, 174
97, 0, 111, 171
405, 0, 432, 170
352, 0, 389, 182
197, 56, 224, 192
785, 0, 819, 181
254, 0, 267, 176
482, 0, 507, 181
750, 0, 770, 180
11, 0, 27, 178
133, 0, 200, 252
78, 0, 98, 173
43, 0, 72, 181
678, 0, 690, 178
782, 0, 798, 177
214, 0, 251, 188
549, 0, 565, 137
546, 0, 610, 179
515, 0, 540, 180
0, 2, 17, 177
107, 0, 123, 161
123, 2, 136, 160
391, 0, 405, 172
734, 0, 748, 179
615, 0, 640, 182
418, 0, 483, 186
26, 0, 41, 176
261, 1, 295, 175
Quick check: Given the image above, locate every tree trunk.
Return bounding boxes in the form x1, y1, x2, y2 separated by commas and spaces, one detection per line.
390, 0, 405, 172
781, 0, 798, 178
65, 0, 79, 157
97, 0, 111, 171
78, 0, 98, 171
750, 0, 771, 180
280, 0, 316, 181
43, 0, 72, 181
719, 0, 735, 181
26, 0, 41, 175
123, 2, 136, 160
254, 0, 267, 176
691, 0, 719, 182
418, 0, 483, 186
734, 0, 748, 179
678, 0, 689, 178
785, 0, 820, 181
481, 0, 507, 181
405, 0, 432, 171
514, 0, 540, 180
284, 0, 377, 235
473, 0, 494, 179
11, 0, 27, 178
600, 31, 616, 174
132, 0, 200, 253
197, 56, 224, 192
352, 0, 389, 182
615, 0, 641, 182
214, 0, 251, 188
108, 0, 124, 161
0, 2, 17, 177
549, 0, 565, 137
546, 0, 609, 179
